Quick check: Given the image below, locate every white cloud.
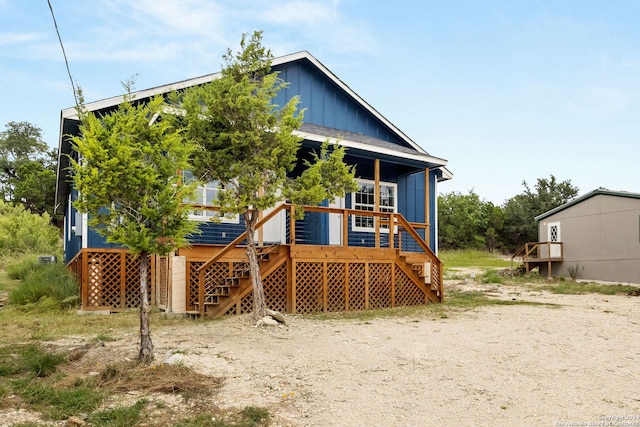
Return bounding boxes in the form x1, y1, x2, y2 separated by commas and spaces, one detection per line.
0, 32, 41, 46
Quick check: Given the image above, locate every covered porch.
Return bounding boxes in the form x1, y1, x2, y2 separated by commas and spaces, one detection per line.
69, 203, 443, 316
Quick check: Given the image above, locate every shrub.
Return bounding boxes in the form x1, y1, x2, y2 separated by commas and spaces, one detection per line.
481, 269, 505, 284
0, 201, 61, 268
8, 262, 79, 310
6, 255, 40, 280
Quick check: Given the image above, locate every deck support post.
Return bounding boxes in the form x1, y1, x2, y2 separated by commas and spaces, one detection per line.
374, 159, 381, 248
424, 168, 430, 248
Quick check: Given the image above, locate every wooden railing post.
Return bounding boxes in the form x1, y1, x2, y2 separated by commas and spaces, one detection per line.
389, 213, 395, 249
289, 204, 296, 245
342, 211, 349, 247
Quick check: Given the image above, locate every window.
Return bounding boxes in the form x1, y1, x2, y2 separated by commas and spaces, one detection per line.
183, 171, 239, 223
352, 180, 397, 232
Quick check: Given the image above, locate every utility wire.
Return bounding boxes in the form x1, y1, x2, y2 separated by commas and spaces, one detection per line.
47, 0, 80, 107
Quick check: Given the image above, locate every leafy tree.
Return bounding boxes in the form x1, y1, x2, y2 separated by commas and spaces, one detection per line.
179, 31, 357, 320
438, 190, 501, 251
70, 87, 199, 363
0, 200, 60, 261
503, 175, 578, 250
0, 121, 58, 222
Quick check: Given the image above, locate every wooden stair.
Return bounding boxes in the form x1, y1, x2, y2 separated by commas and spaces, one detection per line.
399, 251, 441, 302
197, 244, 285, 317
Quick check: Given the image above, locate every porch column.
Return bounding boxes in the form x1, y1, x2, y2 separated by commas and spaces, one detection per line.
374, 159, 380, 248
424, 168, 430, 248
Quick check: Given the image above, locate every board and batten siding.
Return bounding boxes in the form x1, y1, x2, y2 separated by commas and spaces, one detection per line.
538, 193, 640, 283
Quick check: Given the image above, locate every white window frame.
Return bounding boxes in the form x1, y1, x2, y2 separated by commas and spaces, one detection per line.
183, 172, 239, 223
351, 179, 397, 233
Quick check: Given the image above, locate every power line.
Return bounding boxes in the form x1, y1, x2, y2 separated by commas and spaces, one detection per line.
47, 0, 79, 107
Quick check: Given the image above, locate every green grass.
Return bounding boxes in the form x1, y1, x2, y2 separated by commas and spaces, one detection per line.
175, 406, 271, 427
8, 262, 80, 310
15, 380, 105, 420
0, 344, 65, 378
87, 399, 147, 427
0, 270, 20, 293
546, 281, 640, 295
439, 250, 512, 269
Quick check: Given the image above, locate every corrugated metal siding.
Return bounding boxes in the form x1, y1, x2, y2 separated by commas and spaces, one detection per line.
539, 194, 640, 283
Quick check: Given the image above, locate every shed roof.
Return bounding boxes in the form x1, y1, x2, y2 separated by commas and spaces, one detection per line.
535, 188, 640, 221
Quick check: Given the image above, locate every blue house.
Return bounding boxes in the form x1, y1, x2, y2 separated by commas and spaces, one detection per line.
55, 51, 452, 316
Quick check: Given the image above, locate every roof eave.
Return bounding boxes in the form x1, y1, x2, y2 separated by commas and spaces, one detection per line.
293, 129, 447, 168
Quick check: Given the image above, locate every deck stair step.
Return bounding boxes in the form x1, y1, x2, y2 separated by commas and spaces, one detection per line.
199, 244, 285, 314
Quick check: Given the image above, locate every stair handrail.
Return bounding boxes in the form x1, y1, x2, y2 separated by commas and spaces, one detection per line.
394, 214, 444, 298
196, 202, 289, 316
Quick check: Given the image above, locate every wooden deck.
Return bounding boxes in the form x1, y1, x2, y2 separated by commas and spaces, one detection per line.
511, 242, 564, 278
69, 203, 443, 315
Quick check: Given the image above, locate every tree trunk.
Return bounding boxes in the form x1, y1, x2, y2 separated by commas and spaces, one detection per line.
244, 211, 267, 320
138, 251, 154, 364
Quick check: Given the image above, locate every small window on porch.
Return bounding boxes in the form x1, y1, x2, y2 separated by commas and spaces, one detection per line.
182, 171, 239, 223
351, 180, 397, 233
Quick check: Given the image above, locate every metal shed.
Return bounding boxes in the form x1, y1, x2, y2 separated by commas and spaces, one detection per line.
534, 189, 640, 283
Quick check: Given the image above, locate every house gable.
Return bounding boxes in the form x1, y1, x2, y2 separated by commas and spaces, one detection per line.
274, 59, 410, 149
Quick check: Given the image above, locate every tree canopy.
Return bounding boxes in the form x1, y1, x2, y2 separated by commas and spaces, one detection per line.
177, 31, 357, 319
438, 175, 579, 252
70, 88, 199, 363
0, 121, 58, 222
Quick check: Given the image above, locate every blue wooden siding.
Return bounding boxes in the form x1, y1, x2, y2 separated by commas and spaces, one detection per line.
188, 220, 247, 246
274, 61, 414, 150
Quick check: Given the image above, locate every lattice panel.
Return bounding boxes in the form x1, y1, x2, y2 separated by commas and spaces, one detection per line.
327, 263, 346, 312
431, 261, 441, 293
86, 252, 122, 308
369, 263, 392, 309
394, 266, 425, 306
264, 263, 287, 313
239, 293, 253, 314
224, 293, 253, 315
187, 261, 203, 309
125, 255, 141, 308
294, 262, 323, 314
347, 263, 366, 311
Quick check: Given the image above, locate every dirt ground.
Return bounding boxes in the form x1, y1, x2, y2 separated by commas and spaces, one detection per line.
4, 278, 640, 426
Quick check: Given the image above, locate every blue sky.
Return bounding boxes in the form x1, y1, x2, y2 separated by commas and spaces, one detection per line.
1, 0, 639, 204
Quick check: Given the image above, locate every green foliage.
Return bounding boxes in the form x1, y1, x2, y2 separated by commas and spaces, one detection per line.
177, 31, 356, 317
438, 175, 578, 252
438, 190, 503, 251
0, 121, 58, 221
179, 31, 304, 215
502, 175, 578, 250
87, 398, 147, 426
8, 262, 79, 310
0, 344, 65, 378
176, 406, 271, 427
439, 250, 512, 269
6, 255, 40, 280
546, 282, 640, 295
480, 269, 505, 284
17, 381, 105, 420
290, 141, 358, 208
0, 201, 60, 263
70, 88, 199, 256
240, 406, 271, 425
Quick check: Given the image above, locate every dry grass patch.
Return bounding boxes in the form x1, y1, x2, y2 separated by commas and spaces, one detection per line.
97, 361, 223, 398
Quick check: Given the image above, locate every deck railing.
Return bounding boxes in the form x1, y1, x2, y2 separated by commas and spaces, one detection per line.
511, 241, 564, 271
195, 203, 442, 316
